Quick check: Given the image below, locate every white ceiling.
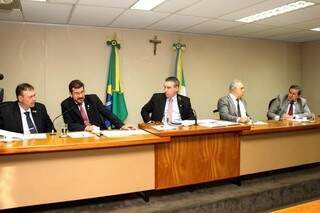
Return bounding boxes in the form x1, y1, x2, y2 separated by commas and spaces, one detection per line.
0, 0, 320, 42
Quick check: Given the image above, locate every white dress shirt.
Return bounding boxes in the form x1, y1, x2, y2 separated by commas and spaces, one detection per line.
162, 95, 182, 123
19, 104, 37, 134
229, 93, 247, 122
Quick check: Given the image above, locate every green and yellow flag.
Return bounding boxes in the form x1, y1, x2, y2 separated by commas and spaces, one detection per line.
173, 42, 187, 96
105, 40, 128, 127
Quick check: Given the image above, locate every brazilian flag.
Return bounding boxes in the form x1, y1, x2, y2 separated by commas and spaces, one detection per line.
105, 40, 128, 128
173, 42, 187, 96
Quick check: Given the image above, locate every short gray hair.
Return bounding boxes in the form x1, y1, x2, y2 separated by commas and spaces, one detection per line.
229, 80, 243, 91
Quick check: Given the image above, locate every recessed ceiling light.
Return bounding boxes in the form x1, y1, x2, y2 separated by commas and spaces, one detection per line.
237, 1, 315, 23
310, 27, 320, 31
131, 0, 166, 11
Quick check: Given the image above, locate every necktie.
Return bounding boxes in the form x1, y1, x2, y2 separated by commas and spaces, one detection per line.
24, 112, 38, 134
288, 102, 294, 116
236, 99, 241, 117
79, 104, 91, 126
167, 98, 173, 123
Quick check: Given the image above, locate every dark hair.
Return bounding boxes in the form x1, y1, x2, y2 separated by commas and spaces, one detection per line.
15, 83, 34, 98
165, 76, 180, 87
289, 85, 302, 95
69, 80, 84, 93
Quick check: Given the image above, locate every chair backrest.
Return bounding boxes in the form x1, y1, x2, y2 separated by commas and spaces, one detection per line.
212, 109, 219, 113
268, 98, 277, 110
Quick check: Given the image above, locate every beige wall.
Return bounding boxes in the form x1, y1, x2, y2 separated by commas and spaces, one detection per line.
0, 22, 303, 127
301, 41, 320, 116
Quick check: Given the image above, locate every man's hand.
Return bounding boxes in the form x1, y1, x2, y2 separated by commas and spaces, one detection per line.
239, 116, 250, 123
84, 125, 95, 131
281, 113, 293, 120
120, 124, 136, 130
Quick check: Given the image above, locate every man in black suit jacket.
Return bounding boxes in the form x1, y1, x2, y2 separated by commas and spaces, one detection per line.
141, 76, 195, 123
61, 80, 133, 131
0, 83, 54, 134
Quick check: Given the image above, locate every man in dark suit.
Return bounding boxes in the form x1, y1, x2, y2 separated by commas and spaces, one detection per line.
141, 76, 195, 123
217, 80, 250, 123
61, 80, 133, 131
0, 83, 54, 133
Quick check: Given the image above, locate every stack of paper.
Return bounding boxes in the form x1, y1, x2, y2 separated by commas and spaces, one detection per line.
67, 131, 95, 138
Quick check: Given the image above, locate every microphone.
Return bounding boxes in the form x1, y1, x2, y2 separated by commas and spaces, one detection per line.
192, 108, 198, 126
0, 74, 4, 80
50, 104, 78, 135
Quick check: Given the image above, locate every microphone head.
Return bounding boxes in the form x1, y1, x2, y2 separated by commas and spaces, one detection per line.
0, 74, 4, 80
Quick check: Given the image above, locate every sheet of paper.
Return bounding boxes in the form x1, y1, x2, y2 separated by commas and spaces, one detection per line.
23, 133, 47, 140
101, 129, 150, 137
199, 123, 225, 128
152, 125, 177, 131
0, 129, 24, 140
67, 131, 95, 138
252, 121, 268, 125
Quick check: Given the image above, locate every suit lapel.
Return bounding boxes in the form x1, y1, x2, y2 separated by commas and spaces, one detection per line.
14, 102, 24, 133
70, 98, 81, 119
160, 94, 167, 118
227, 95, 237, 116
84, 98, 93, 122
31, 106, 41, 132
177, 95, 183, 115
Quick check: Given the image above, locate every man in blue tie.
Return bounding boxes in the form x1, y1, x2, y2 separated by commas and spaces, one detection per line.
0, 83, 54, 134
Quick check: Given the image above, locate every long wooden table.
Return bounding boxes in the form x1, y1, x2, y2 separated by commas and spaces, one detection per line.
139, 124, 250, 189
240, 118, 320, 175
0, 133, 170, 210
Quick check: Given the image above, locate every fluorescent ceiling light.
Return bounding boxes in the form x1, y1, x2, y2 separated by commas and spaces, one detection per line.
131, 0, 166, 10
31, 0, 47, 2
310, 27, 320, 31
237, 1, 315, 23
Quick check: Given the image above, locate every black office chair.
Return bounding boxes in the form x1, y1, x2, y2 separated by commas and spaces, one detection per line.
268, 98, 277, 110
267, 98, 277, 120
213, 109, 219, 113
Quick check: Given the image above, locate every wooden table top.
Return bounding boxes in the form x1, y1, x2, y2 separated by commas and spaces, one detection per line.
138, 123, 250, 137
0, 133, 170, 155
242, 117, 320, 135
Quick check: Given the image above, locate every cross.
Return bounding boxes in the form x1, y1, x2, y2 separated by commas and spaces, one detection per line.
149, 35, 161, 55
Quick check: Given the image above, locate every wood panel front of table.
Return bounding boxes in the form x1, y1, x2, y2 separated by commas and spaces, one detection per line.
240, 118, 320, 175
139, 124, 250, 189
0, 133, 170, 210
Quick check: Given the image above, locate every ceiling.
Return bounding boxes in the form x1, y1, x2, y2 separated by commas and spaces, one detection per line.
1, 0, 320, 42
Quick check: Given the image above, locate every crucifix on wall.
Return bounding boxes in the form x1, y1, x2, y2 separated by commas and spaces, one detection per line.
149, 35, 161, 55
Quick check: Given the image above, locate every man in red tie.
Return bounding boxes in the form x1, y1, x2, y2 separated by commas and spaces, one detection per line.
267, 85, 312, 120
141, 76, 195, 123
61, 80, 134, 131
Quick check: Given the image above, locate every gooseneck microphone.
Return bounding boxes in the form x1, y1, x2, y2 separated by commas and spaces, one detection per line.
50, 104, 78, 135
192, 108, 198, 126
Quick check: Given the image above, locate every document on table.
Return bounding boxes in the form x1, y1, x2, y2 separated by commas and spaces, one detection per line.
151, 125, 177, 131
102, 129, 150, 138
252, 121, 268, 125
0, 129, 24, 140
23, 133, 47, 140
67, 131, 95, 138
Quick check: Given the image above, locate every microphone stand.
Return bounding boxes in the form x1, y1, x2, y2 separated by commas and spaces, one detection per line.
192, 109, 198, 126
50, 104, 78, 135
